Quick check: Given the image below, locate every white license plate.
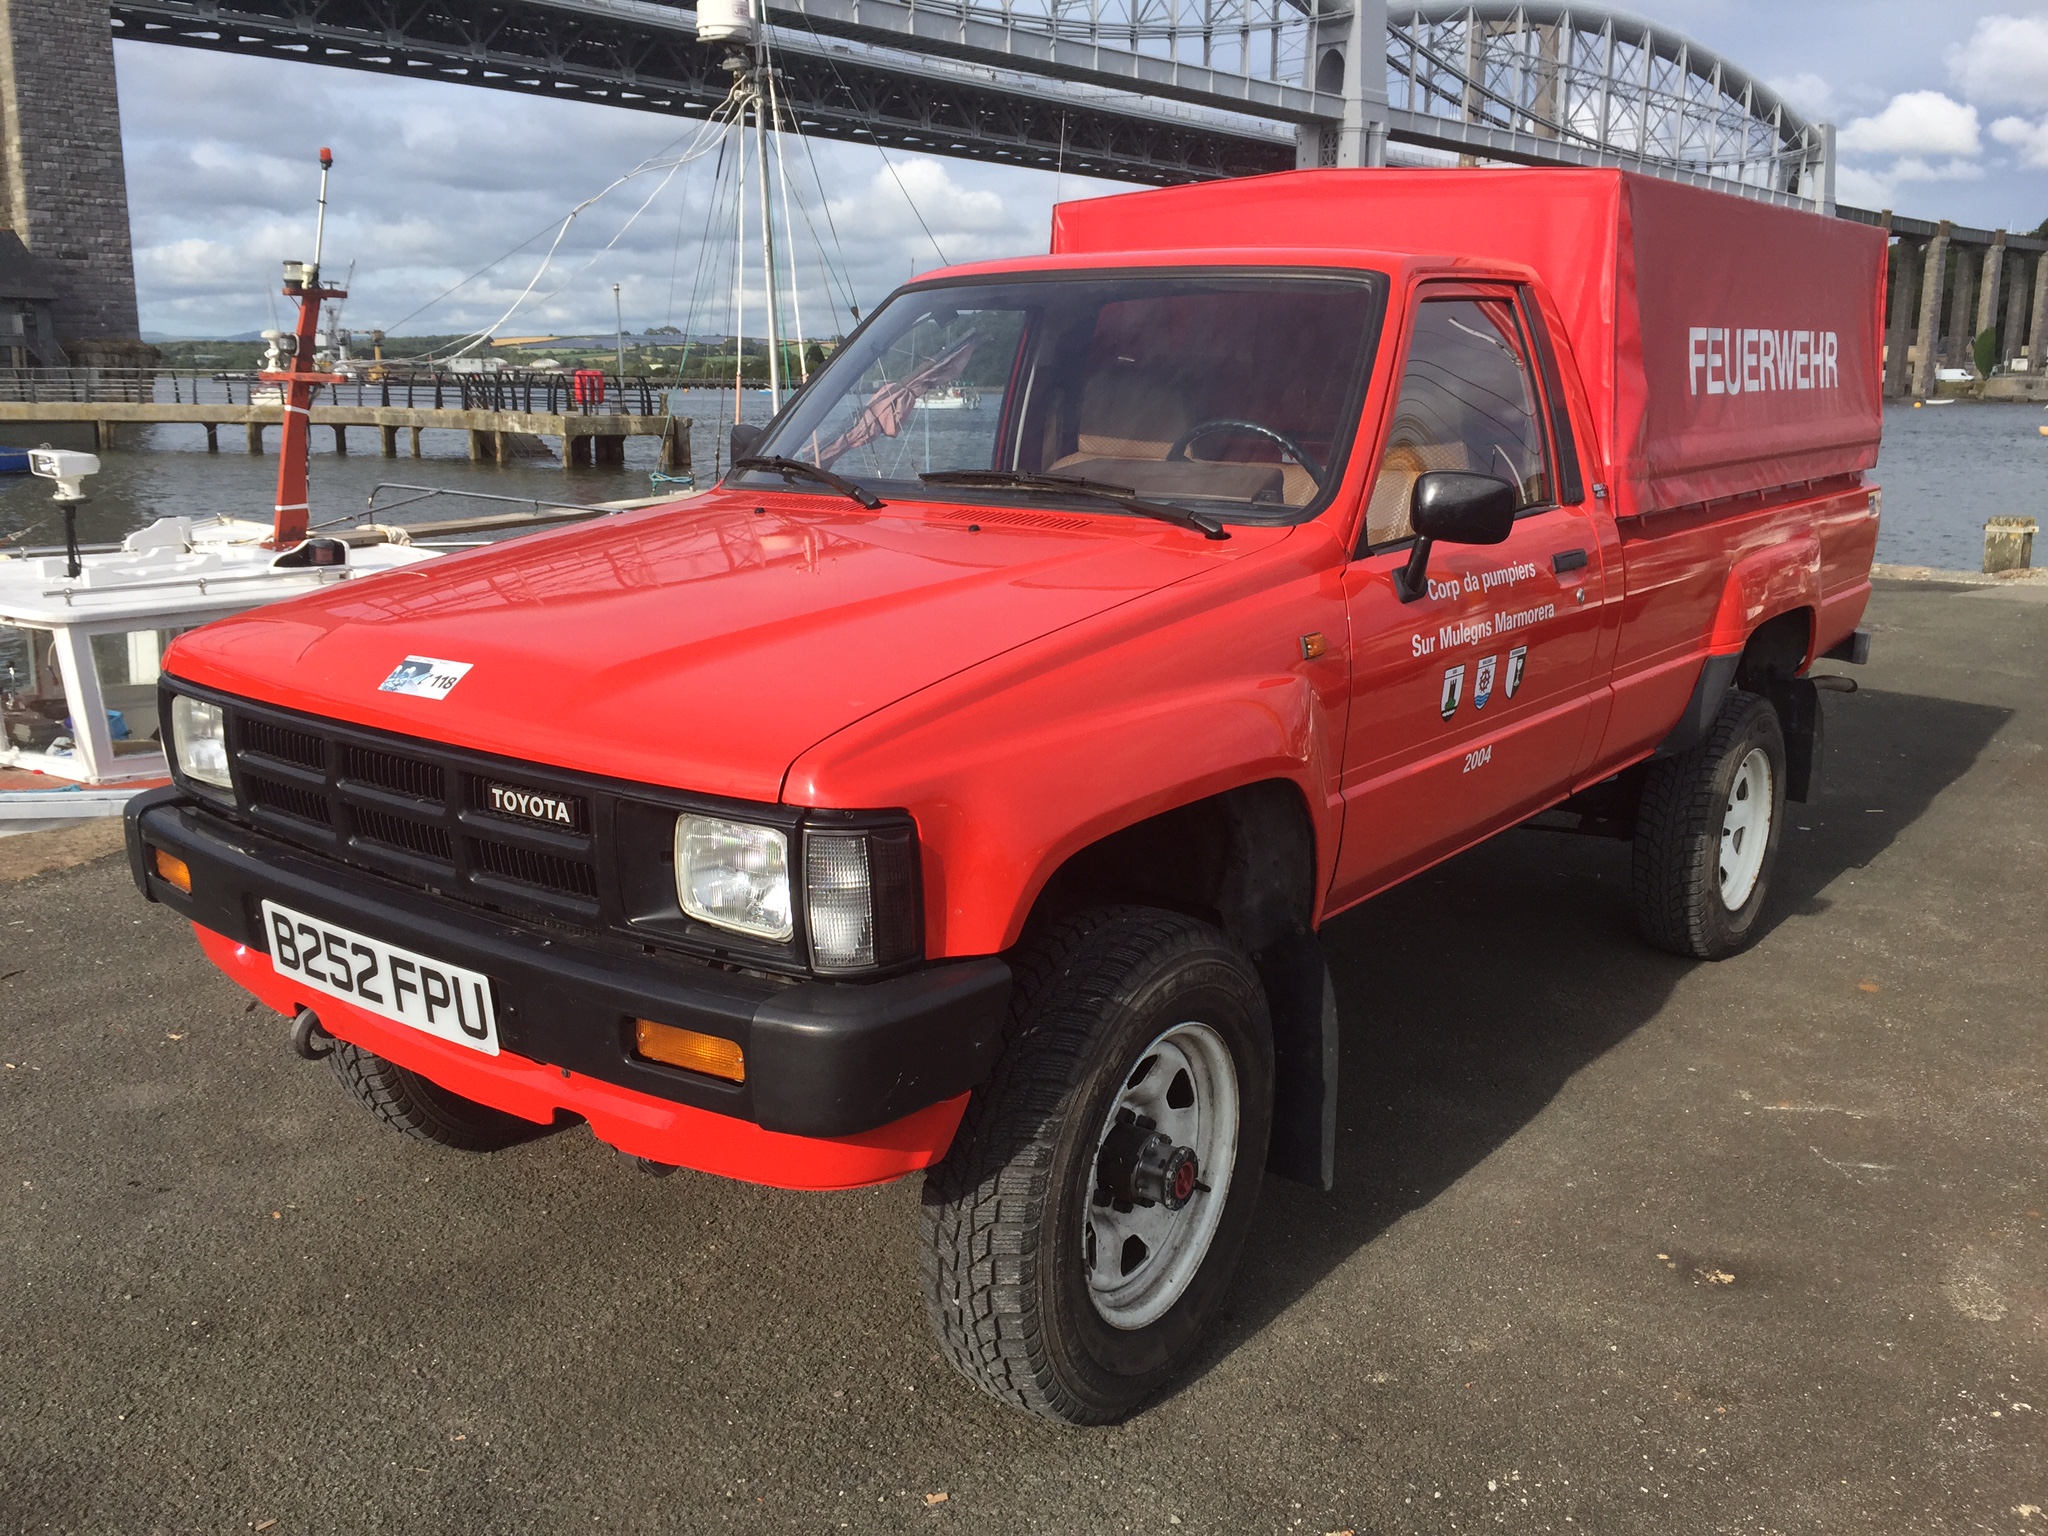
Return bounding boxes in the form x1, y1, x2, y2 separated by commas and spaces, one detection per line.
260, 899, 499, 1056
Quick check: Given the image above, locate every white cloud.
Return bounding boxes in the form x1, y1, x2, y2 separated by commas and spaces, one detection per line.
1834, 165, 1893, 209
1993, 112, 2048, 168
1834, 152, 1985, 210
1839, 91, 1982, 157
113, 42, 1117, 339
1947, 14, 2048, 110
1888, 156, 1986, 184
1768, 72, 1837, 121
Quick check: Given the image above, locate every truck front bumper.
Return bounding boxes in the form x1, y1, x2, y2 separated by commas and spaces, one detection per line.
126, 788, 1009, 1189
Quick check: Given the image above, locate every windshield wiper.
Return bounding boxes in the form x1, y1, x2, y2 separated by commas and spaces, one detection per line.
918, 469, 1228, 541
734, 455, 884, 510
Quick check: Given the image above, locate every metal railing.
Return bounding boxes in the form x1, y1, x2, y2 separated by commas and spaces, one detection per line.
0, 368, 687, 415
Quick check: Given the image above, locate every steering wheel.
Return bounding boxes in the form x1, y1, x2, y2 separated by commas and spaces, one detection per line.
1165, 419, 1325, 487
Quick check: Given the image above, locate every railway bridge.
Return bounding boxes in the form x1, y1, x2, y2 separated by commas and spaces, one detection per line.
0, 0, 2033, 398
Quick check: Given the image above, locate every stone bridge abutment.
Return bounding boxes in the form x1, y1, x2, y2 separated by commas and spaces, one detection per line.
0, 0, 149, 366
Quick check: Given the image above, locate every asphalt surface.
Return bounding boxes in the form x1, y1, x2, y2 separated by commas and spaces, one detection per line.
3, 578, 2044, 1536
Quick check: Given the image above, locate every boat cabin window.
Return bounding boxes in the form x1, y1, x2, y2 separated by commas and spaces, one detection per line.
90, 628, 187, 754
4, 623, 192, 760
1, 623, 66, 753
737, 272, 1385, 526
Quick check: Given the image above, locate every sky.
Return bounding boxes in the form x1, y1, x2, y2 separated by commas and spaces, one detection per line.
112, 1, 2048, 340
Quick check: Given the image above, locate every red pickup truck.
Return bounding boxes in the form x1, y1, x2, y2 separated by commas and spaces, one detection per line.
127, 168, 1883, 1424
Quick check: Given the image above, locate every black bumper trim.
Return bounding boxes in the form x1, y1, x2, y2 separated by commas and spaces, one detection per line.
127, 789, 1009, 1138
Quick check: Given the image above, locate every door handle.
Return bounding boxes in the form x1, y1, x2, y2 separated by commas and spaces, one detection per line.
1551, 548, 1589, 574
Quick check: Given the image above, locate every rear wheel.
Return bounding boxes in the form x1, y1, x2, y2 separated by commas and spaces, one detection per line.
328, 1040, 541, 1152
919, 907, 1273, 1424
1631, 688, 1787, 959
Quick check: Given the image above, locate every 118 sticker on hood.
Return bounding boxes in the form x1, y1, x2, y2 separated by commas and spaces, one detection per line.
379, 656, 474, 699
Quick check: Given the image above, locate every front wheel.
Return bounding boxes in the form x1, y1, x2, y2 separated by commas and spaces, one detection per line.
1631, 688, 1788, 959
329, 1040, 544, 1152
919, 908, 1274, 1424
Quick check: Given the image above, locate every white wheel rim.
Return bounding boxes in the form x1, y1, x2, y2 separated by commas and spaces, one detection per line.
1082, 1021, 1239, 1331
1718, 746, 1774, 910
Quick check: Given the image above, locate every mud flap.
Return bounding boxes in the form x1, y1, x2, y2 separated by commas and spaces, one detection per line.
1259, 928, 1338, 1191
1770, 676, 1823, 803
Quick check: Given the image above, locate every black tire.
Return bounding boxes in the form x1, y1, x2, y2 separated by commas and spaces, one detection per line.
919, 907, 1274, 1425
328, 1040, 542, 1153
1632, 688, 1787, 959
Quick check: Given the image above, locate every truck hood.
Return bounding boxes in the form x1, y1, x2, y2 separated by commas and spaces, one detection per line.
166, 494, 1281, 802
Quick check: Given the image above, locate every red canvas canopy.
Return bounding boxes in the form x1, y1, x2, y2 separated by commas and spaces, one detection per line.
1050, 168, 1887, 519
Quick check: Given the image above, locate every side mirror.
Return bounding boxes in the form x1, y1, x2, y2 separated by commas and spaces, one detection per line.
1394, 471, 1519, 603
729, 422, 764, 466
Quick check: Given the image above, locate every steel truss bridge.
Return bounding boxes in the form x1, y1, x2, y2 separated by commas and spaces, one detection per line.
112, 1, 1835, 206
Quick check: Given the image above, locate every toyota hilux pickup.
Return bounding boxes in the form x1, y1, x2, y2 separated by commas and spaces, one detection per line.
126, 167, 1884, 1425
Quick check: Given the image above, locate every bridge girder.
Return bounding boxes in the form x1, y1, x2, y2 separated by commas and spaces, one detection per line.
110, 1, 1296, 185
112, 1, 1833, 207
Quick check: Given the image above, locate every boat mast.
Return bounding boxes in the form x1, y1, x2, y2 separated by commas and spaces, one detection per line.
266, 148, 347, 548
751, 0, 782, 411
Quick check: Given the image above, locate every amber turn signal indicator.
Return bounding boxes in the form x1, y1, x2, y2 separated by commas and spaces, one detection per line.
152, 847, 192, 894
1299, 632, 1327, 660
633, 1019, 745, 1083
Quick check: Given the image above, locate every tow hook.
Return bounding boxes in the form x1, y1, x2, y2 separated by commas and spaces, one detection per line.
632, 1155, 678, 1178
288, 1006, 335, 1062
1096, 1113, 1201, 1212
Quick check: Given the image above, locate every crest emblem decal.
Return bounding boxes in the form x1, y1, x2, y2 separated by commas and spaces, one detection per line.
1440, 663, 1466, 721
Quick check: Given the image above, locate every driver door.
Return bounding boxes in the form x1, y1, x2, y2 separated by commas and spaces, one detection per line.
1329, 284, 1608, 909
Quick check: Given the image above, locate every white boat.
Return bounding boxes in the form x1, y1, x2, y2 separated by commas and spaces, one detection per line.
0, 152, 442, 835
0, 510, 437, 829
912, 387, 981, 411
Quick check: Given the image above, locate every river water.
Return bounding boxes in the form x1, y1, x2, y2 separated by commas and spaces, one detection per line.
0, 397, 2035, 571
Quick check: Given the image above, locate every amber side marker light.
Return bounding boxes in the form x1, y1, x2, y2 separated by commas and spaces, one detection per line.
633, 1019, 745, 1083
152, 848, 192, 894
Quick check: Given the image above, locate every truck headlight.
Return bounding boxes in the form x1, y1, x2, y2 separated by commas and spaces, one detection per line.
170, 696, 231, 791
805, 824, 921, 973
675, 815, 792, 942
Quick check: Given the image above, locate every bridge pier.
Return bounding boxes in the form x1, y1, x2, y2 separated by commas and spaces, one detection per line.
1976, 231, 2007, 369
380, 425, 398, 458
248, 422, 264, 455
0, 2, 150, 367
1295, 0, 1390, 170
2029, 260, 2048, 380
1913, 222, 1951, 399
2003, 254, 2030, 369
1946, 244, 1979, 370
1884, 221, 1918, 399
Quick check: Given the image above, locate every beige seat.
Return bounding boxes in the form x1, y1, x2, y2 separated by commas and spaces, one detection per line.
1363, 439, 1473, 547
1050, 363, 1308, 506
1050, 363, 1193, 470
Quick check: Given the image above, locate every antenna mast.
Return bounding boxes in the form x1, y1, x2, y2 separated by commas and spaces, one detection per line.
265, 147, 348, 548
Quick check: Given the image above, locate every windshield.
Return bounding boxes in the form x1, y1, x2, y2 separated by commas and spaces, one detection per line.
734, 272, 1384, 523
